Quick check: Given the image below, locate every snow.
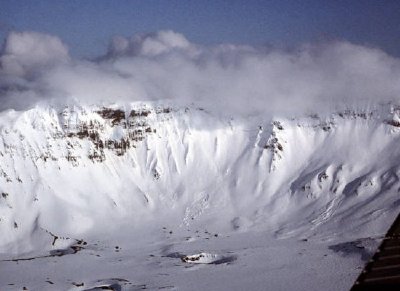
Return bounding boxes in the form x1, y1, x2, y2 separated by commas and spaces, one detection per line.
0, 102, 399, 290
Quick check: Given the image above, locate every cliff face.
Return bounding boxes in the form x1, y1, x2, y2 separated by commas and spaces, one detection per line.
1, 102, 400, 254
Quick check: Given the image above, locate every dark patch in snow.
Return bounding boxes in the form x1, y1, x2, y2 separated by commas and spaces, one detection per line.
342, 175, 369, 197
181, 252, 237, 265
210, 255, 237, 265
329, 238, 378, 261
385, 120, 400, 127
1, 241, 86, 262
73, 282, 84, 287
82, 278, 142, 291
164, 252, 185, 259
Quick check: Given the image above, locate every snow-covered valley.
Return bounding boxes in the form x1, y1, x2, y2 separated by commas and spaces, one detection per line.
1, 102, 400, 290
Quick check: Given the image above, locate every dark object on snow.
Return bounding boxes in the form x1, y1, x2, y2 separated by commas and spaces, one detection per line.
351, 213, 400, 290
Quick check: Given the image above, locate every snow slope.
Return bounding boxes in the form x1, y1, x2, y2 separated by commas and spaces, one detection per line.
0, 102, 400, 290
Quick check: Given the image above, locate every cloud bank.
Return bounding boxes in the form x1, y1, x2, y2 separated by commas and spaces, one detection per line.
0, 30, 399, 116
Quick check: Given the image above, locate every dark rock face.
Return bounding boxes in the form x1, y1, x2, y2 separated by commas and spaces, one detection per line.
59, 107, 170, 163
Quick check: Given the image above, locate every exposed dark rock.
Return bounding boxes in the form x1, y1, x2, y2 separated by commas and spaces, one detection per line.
386, 120, 400, 127
97, 108, 125, 125
130, 109, 151, 117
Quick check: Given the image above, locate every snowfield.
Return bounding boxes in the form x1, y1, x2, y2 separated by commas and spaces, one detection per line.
0, 102, 400, 290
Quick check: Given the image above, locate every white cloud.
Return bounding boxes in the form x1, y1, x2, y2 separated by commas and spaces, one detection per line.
0, 31, 69, 77
1, 30, 400, 116
107, 30, 193, 57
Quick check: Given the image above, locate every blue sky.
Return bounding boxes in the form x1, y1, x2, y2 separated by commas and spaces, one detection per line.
1, 0, 400, 57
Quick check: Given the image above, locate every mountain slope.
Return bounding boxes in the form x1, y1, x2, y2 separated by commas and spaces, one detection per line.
0, 102, 400, 257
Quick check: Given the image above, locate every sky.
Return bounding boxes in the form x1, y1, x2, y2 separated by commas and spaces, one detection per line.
0, 0, 400, 114
1, 0, 400, 58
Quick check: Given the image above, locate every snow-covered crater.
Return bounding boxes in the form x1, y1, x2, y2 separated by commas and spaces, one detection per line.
0, 102, 400, 256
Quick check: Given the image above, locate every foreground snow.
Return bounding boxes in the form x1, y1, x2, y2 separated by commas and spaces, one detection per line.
0, 228, 379, 291
0, 102, 400, 290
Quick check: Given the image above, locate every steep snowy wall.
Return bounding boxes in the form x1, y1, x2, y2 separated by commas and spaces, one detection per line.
1, 103, 400, 254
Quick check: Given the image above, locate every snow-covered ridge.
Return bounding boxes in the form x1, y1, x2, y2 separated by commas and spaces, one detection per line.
1, 102, 400, 255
